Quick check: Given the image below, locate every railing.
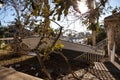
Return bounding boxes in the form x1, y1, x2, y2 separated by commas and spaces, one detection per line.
114, 54, 120, 70
74, 52, 104, 62
96, 38, 107, 49
73, 39, 106, 63
61, 39, 105, 55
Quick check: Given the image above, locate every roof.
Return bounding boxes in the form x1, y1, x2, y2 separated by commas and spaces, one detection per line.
104, 12, 120, 27
22, 37, 104, 55
104, 12, 120, 22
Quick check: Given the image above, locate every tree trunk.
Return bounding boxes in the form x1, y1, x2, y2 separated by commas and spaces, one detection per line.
92, 30, 96, 46
55, 51, 80, 80
13, 34, 21, 56
89, 0, 96, 46
35, 51, 52, 80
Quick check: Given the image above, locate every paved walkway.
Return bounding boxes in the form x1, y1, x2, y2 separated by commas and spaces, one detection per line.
60, 62, 120, 80
88, 62, 116, 80
0, 66, 43, 80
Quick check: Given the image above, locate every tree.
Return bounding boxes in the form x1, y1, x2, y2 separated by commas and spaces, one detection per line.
88, 0, 96, 46
87, 25, 107, 45
0, 26, 9, 38
85, 0, 108, 46
0, 0, 109, 79
96, 25, 106, 43
0, 0, 80, 79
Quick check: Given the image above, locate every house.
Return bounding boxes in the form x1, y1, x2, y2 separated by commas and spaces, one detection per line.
104, 11, 120, 69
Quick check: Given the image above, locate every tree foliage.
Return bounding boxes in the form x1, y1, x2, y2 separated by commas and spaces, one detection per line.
96, 25, 106, 43
0, 0, 110, 79
87, 25, 106, 45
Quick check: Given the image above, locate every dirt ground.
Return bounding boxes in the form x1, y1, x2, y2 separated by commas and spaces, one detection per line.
0, 50, 119, 80
0, 52, 89, 79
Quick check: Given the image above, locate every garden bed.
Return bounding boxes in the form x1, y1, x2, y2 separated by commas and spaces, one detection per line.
0, 51, 90, 79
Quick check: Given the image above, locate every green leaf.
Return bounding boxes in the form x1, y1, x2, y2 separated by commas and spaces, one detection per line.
55, 43, 64, 49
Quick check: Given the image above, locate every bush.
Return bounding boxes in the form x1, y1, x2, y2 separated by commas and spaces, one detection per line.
0, 42, 6, 49
0, 42, 12, 50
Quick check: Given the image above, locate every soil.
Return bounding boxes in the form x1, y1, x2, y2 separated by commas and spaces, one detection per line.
2, 53, 89, 79
0, 51, 120, 80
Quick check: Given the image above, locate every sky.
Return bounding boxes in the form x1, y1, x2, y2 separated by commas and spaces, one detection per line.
100, 0, 120, 21
0, 0, 120, 32
51, 0, 120, 32
0, 6, 16, 25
